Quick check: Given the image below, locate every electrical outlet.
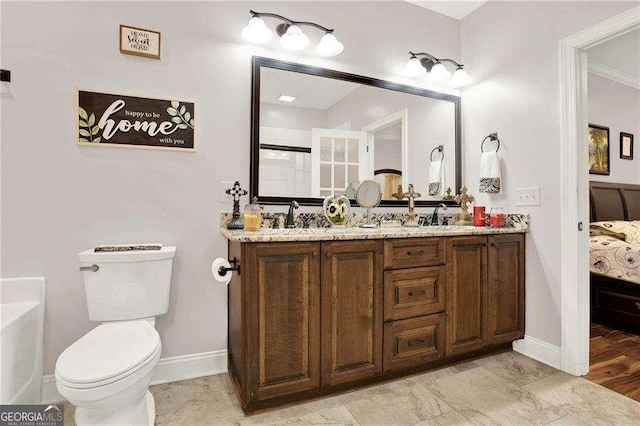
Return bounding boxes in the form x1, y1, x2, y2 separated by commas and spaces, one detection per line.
516, 187, 541, 206
220, 181, 234, 203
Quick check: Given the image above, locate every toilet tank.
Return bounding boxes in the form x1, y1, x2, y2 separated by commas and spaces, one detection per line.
78, 247, 176, 322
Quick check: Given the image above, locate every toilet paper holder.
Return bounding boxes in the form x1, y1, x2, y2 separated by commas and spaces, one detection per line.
219, 257, 241, 276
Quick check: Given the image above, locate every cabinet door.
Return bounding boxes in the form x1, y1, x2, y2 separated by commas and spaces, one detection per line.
246, 243, 321, 401
487, 234, 525, 344
446, 236, 488, 356
321, 240, 383, 386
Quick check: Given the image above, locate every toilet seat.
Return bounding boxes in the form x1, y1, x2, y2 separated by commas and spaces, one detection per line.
56, 320, 161, 389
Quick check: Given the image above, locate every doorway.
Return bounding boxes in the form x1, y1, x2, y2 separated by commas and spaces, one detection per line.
559, 6, 640, 377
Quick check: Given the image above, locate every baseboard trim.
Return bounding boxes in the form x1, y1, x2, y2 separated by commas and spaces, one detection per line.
41, 350, 227, 404
513, 336, 561, 369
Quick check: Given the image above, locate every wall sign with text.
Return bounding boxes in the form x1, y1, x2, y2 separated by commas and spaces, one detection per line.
77, 90, 195, 151
120, 25, 161, 59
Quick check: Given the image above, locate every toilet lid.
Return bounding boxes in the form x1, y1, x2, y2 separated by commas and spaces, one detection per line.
56, 321, 160, 385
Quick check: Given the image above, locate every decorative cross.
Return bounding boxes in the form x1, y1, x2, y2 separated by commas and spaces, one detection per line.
442, 187, 454, 201
392, 184, 421, 227
454, 186, 475, 226
226, 181, 248, 230
225, 181, 248, 202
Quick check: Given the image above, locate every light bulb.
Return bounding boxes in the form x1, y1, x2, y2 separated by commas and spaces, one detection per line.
316, 33, 344, 56
405, 57, 426, 77
450, 67, 472, 87
427, 62, 448, 82
280, 25, 309, 51
241, 17, 273, 43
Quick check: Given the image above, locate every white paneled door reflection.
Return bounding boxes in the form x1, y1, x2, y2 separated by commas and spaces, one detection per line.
311, 128, 368, 197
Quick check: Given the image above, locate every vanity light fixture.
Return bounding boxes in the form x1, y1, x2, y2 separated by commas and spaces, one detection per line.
278, 95, 296, 102
405, 52, 472, 87
241, 10, 344, 57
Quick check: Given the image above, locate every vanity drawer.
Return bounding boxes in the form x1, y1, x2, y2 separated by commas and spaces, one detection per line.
384, 266, 445, 321
383, 314, 445, 372
384, 238, 445, 269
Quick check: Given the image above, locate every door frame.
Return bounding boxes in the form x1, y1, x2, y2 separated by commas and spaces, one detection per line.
362, 109, 409, 189
559, 6, 640, 376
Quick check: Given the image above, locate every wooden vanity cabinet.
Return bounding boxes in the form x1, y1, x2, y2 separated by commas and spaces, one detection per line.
227, 232, 525, 412
382, 238, 447, 372
321, 240, 383, 385
487, 234, 525, 345
244, 242, 321, 401
446, 234, 525, 357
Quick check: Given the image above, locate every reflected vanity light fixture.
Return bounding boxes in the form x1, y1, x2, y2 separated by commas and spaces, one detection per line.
405, 52, 472, 87
241, 10, 344, 56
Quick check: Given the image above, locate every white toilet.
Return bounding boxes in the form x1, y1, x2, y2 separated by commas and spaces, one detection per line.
55, 246, 176, 426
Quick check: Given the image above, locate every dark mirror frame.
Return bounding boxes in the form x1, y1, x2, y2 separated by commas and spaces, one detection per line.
250, 56, 462, 206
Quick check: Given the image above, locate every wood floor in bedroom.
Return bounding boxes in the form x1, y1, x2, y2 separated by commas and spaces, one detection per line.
586, 323, 640, 402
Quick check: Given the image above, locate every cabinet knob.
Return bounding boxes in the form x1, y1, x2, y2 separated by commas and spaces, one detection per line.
325, 252, 333, 259
312, 252, 319, 258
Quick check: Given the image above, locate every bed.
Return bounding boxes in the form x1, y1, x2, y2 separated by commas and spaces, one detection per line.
590, 181, 640, 332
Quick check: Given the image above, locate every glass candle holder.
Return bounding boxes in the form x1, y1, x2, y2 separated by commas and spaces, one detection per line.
489, 207, 505, 227
243, 197, 262, 231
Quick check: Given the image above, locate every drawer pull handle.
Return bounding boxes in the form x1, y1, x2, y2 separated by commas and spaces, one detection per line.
407, 339, 425, 347
636, 302, 640, 311
326, 252, 333, 259
406, 250, 425, 256
312, 252, 319, 258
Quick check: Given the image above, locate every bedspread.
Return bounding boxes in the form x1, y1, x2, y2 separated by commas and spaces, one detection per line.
590, 235, 640, 285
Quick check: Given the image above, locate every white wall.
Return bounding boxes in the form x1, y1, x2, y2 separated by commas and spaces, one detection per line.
588, 73, 640, 184
0, 1, 461, 374
461, 1, 639, 347
261, 103, 328, 132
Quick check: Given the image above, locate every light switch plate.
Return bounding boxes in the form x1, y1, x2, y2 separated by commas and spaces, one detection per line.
516, 187, 541, 206
220, 181, 234, 203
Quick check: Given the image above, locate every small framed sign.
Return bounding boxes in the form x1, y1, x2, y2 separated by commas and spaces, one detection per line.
620, 132, 634, 160
77, 89, 195, 151
119, 25, 161, 60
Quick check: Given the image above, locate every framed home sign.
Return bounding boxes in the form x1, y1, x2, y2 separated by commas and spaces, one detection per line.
119, 25, 161, 59
620, 132, 634, 160
588, 123, 610, 175
77, 89, 195, 151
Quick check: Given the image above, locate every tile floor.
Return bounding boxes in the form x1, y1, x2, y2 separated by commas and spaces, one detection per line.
63, 351, 640, 425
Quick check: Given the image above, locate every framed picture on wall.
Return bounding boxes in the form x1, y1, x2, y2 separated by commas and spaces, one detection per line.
119, 25, 161, 60
588, 124, 610, 175
620, 132, 634, 160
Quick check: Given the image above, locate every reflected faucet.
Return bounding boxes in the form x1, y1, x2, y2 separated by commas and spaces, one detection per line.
286, 201, 299, 228
430, 203, 448, 226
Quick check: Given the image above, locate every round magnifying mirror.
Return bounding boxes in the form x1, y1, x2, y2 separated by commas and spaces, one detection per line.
356, 180, 382, 228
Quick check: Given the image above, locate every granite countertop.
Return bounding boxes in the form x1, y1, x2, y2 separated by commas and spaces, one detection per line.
221, 224, 527, 243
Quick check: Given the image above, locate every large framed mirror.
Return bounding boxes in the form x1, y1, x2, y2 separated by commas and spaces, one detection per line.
250, 56, 461, 206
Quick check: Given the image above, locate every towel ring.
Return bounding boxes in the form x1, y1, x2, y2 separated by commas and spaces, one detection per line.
430, 145, 444, 161
481, 133, 500, 153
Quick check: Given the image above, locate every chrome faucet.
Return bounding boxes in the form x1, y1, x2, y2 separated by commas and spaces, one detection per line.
430, 203, 448, 226
286, 201, 299, 228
